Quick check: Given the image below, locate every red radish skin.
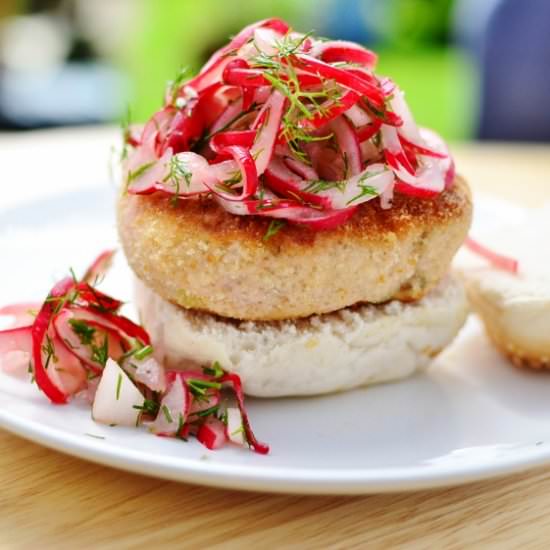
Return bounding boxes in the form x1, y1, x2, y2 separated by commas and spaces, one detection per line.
464, 237, 519, 274
31, 277, 76, 404
205, 145, 258, 201
317, 42, 377, 68
220, 373, 270, 455
210, 130, 256, 152
197, 418, 227, 450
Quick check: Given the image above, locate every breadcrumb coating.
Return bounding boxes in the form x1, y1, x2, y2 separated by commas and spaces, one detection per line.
117, 176, 472, 320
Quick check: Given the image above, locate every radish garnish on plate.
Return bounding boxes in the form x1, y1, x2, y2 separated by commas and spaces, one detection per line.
0, 252, 269, 454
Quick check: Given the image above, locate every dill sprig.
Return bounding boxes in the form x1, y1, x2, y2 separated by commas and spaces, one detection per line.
91, 335, 109, 368
69, 319, 96, 346
203, 361, 225, 379
167, 66, 191, 106
133, 399, 160, 416
115, 373, 123, 400
249, 32, 341, 162
345, 171, 381, 205
263, 219, 286, 241
127, 161, 156, 185
304, 179, 347, 194
187, 379, 222, 398
134, 345, 154, 361
162, 155, 193, 204
42, 334, 57, 370
161, 405, 173, 423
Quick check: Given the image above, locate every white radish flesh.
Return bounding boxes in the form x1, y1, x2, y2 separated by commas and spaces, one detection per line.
226, 407, 246, 446
92, 358, 144, 427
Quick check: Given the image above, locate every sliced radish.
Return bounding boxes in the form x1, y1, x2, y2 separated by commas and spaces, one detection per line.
151, 374, 189, 435
0, 303, 40, 329
189, 391, 221, 417
264, 156, 332, 209
310, 40, 378, 68
53, 309, 127, 374
356, 120, 382, 143
45, 333, 87, 396
282, 155, 319, 181
210, 130, 256, 152
124, 353, 166, 393
223, 59, 268, 88
92, 358, 144, 427
31, 276, 76, 404
205, 145, 258, 201
185, 19, 289, 94
464, 237, 519, 274
330, 116, 362, 176
0, 324, 33, 355
220, 373, 269, 454
0, 350, 31, 378
319, 163, 394, 209
197, 417, 227, 450
209, 97, 243, 135
381, 124, 415, 176
249, 91, 285, 176
294, 54, 384, 108
126, 148, 173, 195
0, 322, 33, 377
344, 103, 373, 128
74, 282, 123, 314
81, 249, 115, 285
226, 407, 246, 446
252, 27, 281, 56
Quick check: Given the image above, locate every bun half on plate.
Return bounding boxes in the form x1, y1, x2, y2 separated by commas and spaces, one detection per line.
458, 206, 550, 369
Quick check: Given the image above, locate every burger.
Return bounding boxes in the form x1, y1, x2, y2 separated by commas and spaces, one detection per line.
117, 19, 472, 397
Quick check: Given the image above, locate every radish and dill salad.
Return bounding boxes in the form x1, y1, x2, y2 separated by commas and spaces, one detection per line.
123, 18, 454, 232
0, 251, 268, 454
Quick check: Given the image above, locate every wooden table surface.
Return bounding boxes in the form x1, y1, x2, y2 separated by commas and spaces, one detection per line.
1, 130, 550, 549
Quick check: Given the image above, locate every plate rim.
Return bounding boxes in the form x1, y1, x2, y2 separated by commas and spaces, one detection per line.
2, 404, 549, 495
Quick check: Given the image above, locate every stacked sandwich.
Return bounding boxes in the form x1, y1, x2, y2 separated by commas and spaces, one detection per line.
118, 19, 472, 396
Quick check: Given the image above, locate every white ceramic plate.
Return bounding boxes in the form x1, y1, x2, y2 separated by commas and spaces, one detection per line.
1, 130, 549, 495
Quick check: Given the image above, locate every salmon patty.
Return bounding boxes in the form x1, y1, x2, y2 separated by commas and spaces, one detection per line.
117, 176, 472, 321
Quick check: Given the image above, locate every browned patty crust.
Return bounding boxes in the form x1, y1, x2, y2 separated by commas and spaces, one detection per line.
117, 176, 472, 320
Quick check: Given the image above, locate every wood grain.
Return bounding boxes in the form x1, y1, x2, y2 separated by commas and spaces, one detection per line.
1, 130, 550, 549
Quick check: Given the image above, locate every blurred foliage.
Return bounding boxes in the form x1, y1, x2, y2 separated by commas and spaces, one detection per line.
389, 0, 455, 46
377, 47, 476, 139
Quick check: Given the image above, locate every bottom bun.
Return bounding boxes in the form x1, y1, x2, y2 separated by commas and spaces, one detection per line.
135, 276, 468, 397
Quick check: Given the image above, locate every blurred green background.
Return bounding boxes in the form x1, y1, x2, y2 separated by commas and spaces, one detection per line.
0, 0, 478, 140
